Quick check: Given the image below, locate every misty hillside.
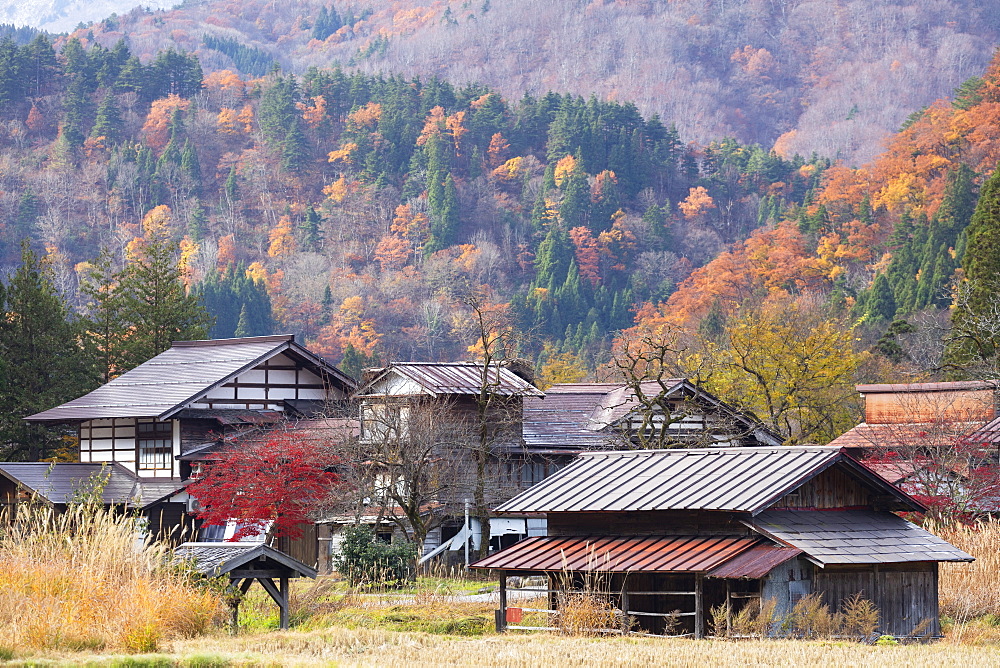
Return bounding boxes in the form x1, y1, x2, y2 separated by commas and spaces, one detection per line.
66, 0, 1000, 165
0, 0, 174, 33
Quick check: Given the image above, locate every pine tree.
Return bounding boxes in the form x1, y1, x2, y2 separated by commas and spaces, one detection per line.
0, 243, 98, 460
426, 172, 459, 253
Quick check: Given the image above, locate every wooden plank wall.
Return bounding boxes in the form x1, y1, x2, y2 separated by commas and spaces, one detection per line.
813, 563, 939, 636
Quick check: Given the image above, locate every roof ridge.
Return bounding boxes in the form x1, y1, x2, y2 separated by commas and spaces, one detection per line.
172, 335, 294, 347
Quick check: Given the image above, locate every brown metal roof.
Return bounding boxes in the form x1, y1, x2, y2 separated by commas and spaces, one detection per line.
25, 335, 355, 422
707, 545, 802, 579
746, 510, 974, 565
469, 535, 758, 572
827, 422, 981, 450
495, 446, 918, 514
357, 362, 543, 398
856, 381, 996, 394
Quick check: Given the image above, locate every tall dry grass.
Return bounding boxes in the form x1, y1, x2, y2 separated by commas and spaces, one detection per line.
933, 518, 1000, 621
0, 503, 225, 653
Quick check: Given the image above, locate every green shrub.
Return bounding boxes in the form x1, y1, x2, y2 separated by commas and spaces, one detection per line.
333, 526, 417, 587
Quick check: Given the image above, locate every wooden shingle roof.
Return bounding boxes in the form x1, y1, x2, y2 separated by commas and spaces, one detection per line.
174, 542, 317, 578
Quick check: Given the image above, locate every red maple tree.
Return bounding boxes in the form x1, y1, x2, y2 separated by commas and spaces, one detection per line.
188, 429, 341, 540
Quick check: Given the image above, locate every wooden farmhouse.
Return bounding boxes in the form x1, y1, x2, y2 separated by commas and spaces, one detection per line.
346, 368, 783, 564
16, 334, 356, 554
471, 446, 972, 638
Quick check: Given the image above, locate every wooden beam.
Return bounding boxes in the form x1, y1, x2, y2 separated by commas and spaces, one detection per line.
258, 577, 290, 630
230, 569, 297, 579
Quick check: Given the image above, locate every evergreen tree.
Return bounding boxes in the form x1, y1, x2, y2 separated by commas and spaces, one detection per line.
117, 215, 213, 369
0, 243, 98, 460
300, 205, 323, 251
950, 164, 1000, 368
866, 273, 897, 322
80, 249, 126, 383
91, 92, 123, 144
426, 172, 459, 253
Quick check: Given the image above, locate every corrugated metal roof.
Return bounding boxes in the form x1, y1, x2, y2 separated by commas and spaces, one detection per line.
747, 510, 974, 565
857, 381, 996, 394
495, 446, 881, 514
0, 462, 183, 508
26, 335, 354, 422
469, 535, 758, 572
358, 362, 543, 397
174, 542, 317, 578
707, 545, 802, 579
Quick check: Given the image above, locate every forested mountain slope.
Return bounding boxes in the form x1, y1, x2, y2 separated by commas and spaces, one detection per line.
38, 0, 1000, 166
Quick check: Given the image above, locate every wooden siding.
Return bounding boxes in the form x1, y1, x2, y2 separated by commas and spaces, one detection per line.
144, 502, 196, 546
79, 418, 180, 478
864, 388, 995, 424
547, 511, 749, 537
274, 522, 319, 569
191, 353, 337, 412
771, 466, 873, 510
813, 563, 940, 636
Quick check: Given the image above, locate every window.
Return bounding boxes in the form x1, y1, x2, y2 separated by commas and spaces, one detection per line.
137, 420, 172, 471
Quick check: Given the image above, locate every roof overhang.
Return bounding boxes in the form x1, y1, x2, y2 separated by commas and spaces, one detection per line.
469, 535, 758, 573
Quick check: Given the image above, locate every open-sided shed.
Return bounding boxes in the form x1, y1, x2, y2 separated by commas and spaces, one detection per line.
471, 446, 972, 638
175, 542, 317, 629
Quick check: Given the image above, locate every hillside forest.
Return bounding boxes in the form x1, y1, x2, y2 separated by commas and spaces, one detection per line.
2, 18, 1000, 454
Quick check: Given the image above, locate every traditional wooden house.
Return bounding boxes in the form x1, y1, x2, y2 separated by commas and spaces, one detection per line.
351, 370, 786, 565
15, 335, 356, 553
829, 381, 1000, 515
471, 446, 972, 638
0, 462, 194, 538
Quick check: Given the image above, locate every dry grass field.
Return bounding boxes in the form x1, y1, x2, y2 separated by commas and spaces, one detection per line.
4, 506, 1000, 666
10, 628, 1000, 667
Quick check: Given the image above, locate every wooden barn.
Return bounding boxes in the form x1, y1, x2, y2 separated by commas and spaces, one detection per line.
471, 446, 972, 638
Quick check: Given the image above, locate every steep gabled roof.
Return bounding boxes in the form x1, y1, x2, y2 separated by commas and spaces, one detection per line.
522, 381, 783, 450
25, 335, 356, 422
495, 446, 921, 515
355, 362, 543, 398
0, 462, 184, 508
174, 542, 317, 578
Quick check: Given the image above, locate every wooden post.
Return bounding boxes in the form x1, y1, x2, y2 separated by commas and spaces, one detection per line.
280, 576, 289, 630
497, 570, 508, 633
621, 587, 630, 633
725, 579, 732, 637
694, 574, 704, 639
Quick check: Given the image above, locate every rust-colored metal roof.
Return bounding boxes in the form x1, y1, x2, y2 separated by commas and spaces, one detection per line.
469, 535, 758, 572
856, 381, 995, 394
827, 422, 982, 450
707, 545, 802, 579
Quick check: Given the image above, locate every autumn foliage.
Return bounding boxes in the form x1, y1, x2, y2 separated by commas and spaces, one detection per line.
188, 429, 340, 540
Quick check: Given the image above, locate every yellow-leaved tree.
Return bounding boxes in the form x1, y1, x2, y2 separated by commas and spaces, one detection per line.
692, 297, 866, 444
